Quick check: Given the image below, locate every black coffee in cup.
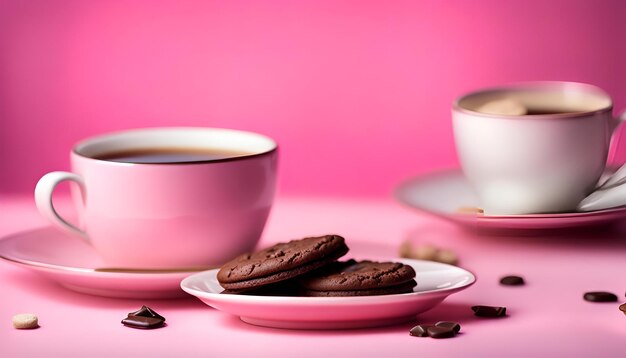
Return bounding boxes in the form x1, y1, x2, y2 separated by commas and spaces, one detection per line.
524, 108, 583, 115
94, 148, 252, 164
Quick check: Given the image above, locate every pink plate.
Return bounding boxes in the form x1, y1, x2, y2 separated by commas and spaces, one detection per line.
0, 227, 203, 298
180, 258, 475, 329
395, 169, 626, 232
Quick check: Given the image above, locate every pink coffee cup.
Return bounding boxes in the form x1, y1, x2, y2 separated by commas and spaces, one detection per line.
35, 127, 278, 269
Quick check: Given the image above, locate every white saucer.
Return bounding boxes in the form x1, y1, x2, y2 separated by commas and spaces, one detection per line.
395, 169, 626, 231
180, 258, 475, 329
0, 227, 204, 299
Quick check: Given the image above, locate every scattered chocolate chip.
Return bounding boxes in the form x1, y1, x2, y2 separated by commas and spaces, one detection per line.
435, 321, 461, 333
409, 324, 431, 337
583, 291, 618, 302
122, 305, 166, 329
500, 275, 525, 286
121, 316, 164, 329
427, 325, 456, 338
410, 322, 461, 339
619, 303, 626, 315
127, 305, 165, 321
472, 305, 507, 317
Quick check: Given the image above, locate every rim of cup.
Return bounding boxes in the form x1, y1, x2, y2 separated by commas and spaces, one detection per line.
72, 127, 278, 165
453, 81, 613, 120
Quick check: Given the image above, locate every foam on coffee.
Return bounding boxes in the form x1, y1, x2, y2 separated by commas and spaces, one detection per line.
459, 85, 612, 116
475, 99, 527, 116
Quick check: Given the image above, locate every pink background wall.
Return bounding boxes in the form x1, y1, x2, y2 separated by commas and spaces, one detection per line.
1, 0, 625, 197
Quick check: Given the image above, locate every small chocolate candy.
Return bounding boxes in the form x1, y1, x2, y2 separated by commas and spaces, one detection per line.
619, 303, 626, 315
426, 325, 455, 338
122, 305, 166, 329
500, 275, 525, 286
583, 291, 618, 302
121, 316, 164, 329
435, 321, 461, 333
409, 324, 431, 337
127, 305, 166, 321
472, 305, 507, 317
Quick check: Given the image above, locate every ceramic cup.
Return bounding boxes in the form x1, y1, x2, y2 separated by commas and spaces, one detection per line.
35, 127, 278, 268
452, 81, 623, 215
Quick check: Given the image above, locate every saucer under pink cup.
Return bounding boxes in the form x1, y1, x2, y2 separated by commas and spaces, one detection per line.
35, 128, 278, 269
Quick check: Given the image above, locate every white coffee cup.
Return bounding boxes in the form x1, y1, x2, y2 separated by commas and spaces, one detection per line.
452, 81, 623, 215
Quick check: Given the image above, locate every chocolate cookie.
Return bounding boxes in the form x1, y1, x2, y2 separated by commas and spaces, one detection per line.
217, 235, 349, 292
298, 259, 417, 296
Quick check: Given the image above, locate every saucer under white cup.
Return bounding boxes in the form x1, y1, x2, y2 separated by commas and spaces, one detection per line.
395, 169, 626, 232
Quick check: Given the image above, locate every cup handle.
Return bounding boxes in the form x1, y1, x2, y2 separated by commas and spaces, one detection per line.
578, 110, 626, 211
607, 110, 626, 166
34, 171, 87, 239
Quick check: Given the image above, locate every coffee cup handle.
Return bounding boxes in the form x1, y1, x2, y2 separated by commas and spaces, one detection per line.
578, 110, 626, 211
35, 171, 88, 239
607, 110, 626, 165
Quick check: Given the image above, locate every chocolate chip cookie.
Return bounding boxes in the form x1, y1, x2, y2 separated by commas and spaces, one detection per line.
217, 235, 349, 292
298, 259, 417, 296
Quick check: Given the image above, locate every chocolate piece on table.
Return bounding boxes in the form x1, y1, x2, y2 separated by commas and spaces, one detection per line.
426, 325, 456, 338
121, 316, 165, 329
619, 303, 626, 315
128, 305, 166, 321
409, 324, 431, 337
500, 275, 525, 286
435, 321, 461, 333
583, 291, 618, 302
472, 305, 507, 317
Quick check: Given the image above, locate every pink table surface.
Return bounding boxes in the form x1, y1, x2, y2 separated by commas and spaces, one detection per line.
1, 194, 625, 357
